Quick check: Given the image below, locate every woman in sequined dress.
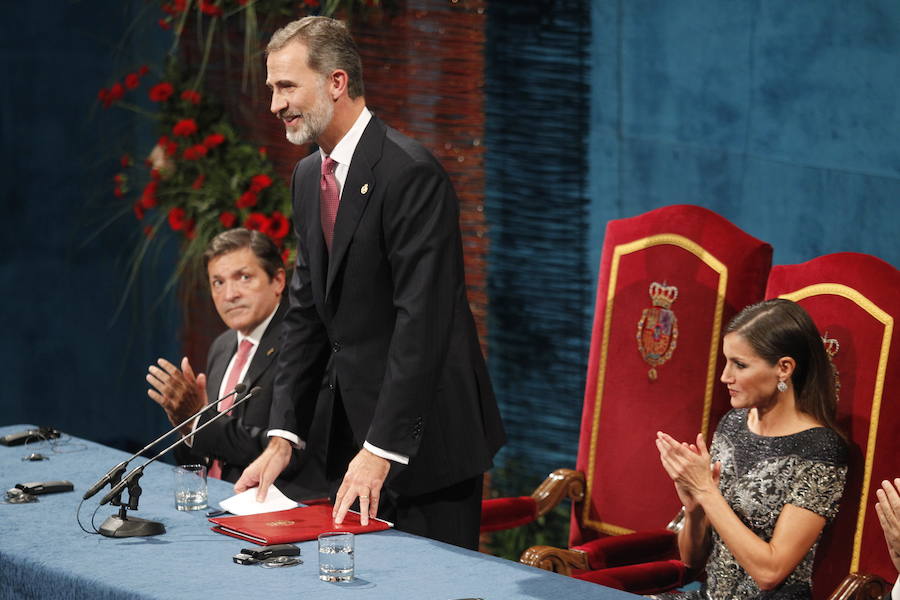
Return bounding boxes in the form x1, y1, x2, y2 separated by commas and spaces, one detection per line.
652, 299, 847, 599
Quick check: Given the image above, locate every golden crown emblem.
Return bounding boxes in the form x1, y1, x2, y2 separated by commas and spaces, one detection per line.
649, 281, 679, 309
266, 520, 296, 527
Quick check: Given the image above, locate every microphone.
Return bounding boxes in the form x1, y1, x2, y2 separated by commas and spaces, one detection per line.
99, 386, 263, 507
83, 383, 248, 500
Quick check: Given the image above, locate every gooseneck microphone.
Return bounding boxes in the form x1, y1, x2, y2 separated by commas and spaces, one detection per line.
99, 386, 263, 507
83, 383, 248, 500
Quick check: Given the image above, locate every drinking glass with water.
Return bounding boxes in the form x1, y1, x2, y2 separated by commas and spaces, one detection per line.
318, 531, 354, 582
173, 464, 207, 511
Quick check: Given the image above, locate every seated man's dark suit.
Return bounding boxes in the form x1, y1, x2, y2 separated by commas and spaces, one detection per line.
178, 301, 329, 501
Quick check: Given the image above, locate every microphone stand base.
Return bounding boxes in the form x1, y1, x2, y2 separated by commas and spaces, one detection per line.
98, 514, 166, 538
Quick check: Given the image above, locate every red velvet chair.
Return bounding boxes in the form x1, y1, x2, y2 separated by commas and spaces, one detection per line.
582, 252, 900, 599
481, 205, 773, 592
765, 252, 900, 599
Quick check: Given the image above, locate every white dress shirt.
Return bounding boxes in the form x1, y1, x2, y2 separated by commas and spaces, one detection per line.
892, 575, 899, 600
184, 306, 277, 446
268, 107, 409, 465
216, 307, 277, 403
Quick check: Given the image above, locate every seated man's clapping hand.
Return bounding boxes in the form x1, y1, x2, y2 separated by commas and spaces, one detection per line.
147, 357, 207, 434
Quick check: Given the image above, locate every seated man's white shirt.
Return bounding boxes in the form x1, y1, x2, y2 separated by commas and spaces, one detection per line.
185, 307, 277, 446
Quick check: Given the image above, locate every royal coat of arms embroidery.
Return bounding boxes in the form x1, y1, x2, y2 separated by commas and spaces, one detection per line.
636, 282, 679, 380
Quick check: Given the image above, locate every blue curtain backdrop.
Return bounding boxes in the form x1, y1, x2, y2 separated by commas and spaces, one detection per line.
0, 2, 180, 451
589, 0, 900, 271
485, 0, 593, 487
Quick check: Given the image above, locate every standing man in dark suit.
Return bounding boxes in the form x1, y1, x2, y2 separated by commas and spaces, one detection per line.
147, 228, 328, 501
234, 16, 505, 549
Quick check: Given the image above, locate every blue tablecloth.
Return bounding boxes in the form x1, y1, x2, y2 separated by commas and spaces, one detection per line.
0, 425, 634, 599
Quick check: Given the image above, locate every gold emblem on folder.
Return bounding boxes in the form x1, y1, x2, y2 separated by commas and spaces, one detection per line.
266, 520, 295, 527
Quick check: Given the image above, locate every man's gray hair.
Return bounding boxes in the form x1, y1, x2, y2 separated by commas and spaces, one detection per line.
267, 16, 365, 99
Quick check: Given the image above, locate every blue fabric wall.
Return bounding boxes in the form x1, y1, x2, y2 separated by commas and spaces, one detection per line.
589, 0, 900, 272
0, 3, 179, 451
485, 0, 593, 488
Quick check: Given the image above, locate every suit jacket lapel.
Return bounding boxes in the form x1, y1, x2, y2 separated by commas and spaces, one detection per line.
326, 117, 384, 302
240, 304, 284, 394
206, 332, 235, 404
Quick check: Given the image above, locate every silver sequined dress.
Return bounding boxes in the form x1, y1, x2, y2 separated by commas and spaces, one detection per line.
653, 408, 847, 600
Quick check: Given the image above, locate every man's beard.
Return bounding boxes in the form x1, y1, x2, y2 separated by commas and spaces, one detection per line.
283, 82, 334, 146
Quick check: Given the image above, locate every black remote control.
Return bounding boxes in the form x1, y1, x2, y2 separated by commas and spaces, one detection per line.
1, 427, 61, 446
15, 480, 74, 495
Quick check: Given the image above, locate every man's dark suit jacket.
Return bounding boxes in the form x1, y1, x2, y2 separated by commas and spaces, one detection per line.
180, 301, 329, 501
270, 114, 505, 498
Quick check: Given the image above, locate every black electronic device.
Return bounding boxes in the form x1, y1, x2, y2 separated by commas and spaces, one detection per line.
15, 480, 74, 495
1, 427, 61, 446
241, 544, 300, 560
232, 553, 259, 565
232, 545, 301, 567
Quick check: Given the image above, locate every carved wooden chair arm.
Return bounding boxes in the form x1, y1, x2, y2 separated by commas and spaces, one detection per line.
827, 573, 890, 600
520, 544, 590, 576
530, 468, 585, 518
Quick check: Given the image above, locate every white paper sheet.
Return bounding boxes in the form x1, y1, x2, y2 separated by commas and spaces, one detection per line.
218, 484, 299, 516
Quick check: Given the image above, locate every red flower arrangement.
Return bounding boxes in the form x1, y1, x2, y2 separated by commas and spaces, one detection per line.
235, 190, 258, 209
244, 212, 270, 232
199, 0, 223, 16
168, 207, 190, 230
266, 211, 291, 239
249, 174, 273, 193
149, 82, 174, 102
100, 0, 385, 286
181, 90, 202, 105
219, 212, 237, 228
106, 69, 294, 275
97, 67, 151, 108
172, 118, 198, 137
182, 144, 208, 161
203, 133, 225, 148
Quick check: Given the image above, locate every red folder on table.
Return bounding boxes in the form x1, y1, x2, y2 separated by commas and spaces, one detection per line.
209, 504, 392, 545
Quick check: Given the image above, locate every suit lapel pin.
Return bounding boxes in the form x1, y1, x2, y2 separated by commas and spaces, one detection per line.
266, 347, 275, 356
360, 183, 369, 195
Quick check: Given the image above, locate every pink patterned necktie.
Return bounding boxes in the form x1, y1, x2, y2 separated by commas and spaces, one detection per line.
320, 156, 340, 251
208, 339, 253, 480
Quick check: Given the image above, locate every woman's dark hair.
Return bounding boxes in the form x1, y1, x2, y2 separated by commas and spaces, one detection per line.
202, 228, 284, 281
726, 298, 840, 433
